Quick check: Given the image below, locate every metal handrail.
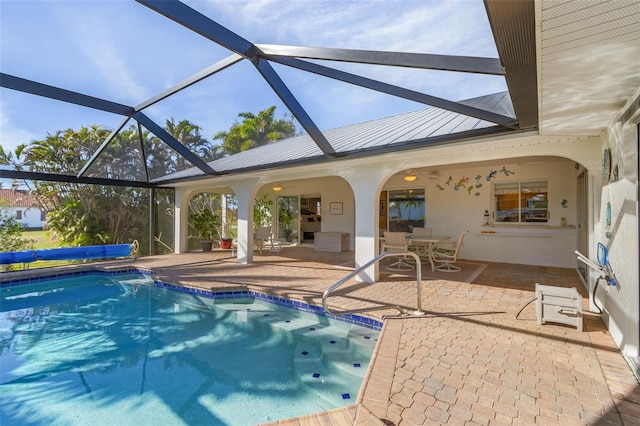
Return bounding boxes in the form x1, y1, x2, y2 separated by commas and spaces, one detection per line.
322, 251, 426, 317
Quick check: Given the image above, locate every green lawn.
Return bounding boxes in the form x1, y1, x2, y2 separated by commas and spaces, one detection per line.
11, 230, 72, 270
25, 229, 62, 249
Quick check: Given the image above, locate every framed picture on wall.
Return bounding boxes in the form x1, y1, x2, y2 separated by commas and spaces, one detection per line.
329, 202, 343, 215
379, 200, 386, 215
301, 198, 309, 208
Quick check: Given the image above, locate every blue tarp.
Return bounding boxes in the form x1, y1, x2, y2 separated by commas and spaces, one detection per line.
0, 244, 132, 265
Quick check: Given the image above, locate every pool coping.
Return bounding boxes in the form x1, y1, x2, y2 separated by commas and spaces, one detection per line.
0, 265, 382, 331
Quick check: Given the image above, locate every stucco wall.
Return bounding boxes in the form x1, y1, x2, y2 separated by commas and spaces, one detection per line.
599, 121, 639, 359
262, 176, 356, 249
382, 157, 580, 267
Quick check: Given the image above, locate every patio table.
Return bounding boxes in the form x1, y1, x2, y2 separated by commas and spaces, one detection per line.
406, 234, 450, 271
378, 234, 450, 271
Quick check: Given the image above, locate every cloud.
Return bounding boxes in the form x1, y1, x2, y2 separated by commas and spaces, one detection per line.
0, 102, 39, 153
202, 0, 496, 54
49, 3, 150, 103
2, 0, 507, 149
194, 0, 501, 96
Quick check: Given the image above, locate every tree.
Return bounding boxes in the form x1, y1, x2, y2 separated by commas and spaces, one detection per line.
0, 202, 34, 253
253, 193, 273, 230
12, 125, 149, 246
1, 108, 295, 253
164, 118, 218, 171
213, 106, 297, 155
0, 143, 55, 211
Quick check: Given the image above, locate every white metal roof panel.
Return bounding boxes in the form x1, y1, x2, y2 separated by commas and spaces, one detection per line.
155, 91, 514, 182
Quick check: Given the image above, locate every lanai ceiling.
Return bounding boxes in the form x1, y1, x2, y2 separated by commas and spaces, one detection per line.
536, 1, 640, 135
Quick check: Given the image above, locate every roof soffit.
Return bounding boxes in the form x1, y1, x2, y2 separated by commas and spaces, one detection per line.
484, 0, 538, 131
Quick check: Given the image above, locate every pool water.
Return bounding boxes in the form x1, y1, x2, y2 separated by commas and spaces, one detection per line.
0, 273, 379, 425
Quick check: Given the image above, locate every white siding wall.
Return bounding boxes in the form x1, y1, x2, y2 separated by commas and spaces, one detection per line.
9, 206, 44, 229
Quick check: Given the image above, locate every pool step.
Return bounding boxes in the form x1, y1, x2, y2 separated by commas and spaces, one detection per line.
293, 340, 366, 408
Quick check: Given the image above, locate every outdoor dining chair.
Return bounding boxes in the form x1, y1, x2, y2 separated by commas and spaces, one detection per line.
432, 231, 467, 272
382, 231, 415, 271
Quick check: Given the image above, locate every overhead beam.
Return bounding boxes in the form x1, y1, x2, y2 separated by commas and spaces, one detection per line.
135, 53, 244, 111
137, 0, 338, 157
271, 56, 519, 129
253, 58, 337, 157
137, 122, 151, 183
77, 116, 132, 178
0, 169, 156, 188
133, 112, 217, 174
135, 0, 255, 57
256, 44, 505, 75
484, 0, 538, 130
1, 72, 216, 180
0, 73, 134, 116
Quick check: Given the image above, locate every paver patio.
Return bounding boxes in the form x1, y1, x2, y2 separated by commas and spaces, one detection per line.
3, 247, 639, 425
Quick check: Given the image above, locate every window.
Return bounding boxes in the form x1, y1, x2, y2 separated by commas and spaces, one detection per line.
41, 210, 47, 221
387, 188, 425, 232
15, 210, 22, 220
493, 181, 548, 224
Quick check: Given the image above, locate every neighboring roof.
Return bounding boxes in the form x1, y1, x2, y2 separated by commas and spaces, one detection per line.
0, 189, 40, 208
156, 91, 516, 183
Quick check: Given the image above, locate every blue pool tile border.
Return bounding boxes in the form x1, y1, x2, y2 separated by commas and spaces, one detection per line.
155, 280, 382, 331
1, 268, 383, 331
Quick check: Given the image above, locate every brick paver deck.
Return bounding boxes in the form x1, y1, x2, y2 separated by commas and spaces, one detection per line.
4, 247, 638, 425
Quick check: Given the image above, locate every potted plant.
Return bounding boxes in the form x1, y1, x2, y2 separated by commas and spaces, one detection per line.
219, 222, 233, 249
219, 237, 233, 250
190, 209, 220, 252
217, 208, 235, 250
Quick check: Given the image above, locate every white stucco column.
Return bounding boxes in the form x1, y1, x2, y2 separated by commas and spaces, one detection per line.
174, 188, 188, 254
342, 167, 390, 283
220, 193, 228, 238
229, 179, 260, 264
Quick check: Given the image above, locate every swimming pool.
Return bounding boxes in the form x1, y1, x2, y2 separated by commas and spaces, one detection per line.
0, 271, 380, 425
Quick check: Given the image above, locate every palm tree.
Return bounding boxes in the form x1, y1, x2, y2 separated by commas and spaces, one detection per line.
164, 118, 215, 171
213, 106, 297, 156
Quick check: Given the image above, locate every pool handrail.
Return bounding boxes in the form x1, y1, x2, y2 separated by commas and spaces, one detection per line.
322, 251, 425, 317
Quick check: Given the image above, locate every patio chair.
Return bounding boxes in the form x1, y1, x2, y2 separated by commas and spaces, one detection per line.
409, 227, 432, 258
253, 226, 271, 254
382, 231, 414, 271
432, 231, 467, 272
268, 237, 285, 254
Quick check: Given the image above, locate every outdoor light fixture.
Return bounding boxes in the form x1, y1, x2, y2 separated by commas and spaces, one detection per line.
272, 185, 282, 191
403, 174, 417, 182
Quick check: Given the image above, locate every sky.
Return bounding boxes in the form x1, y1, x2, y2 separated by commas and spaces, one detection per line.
0, 0, 507, 157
